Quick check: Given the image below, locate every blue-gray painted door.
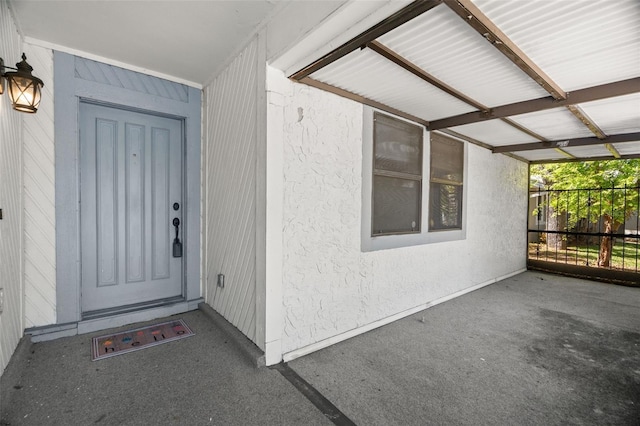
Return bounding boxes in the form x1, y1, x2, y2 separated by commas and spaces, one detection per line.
80, 103, 183, 313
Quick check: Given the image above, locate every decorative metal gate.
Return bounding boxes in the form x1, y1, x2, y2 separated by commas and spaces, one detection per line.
527, 185, 640, 285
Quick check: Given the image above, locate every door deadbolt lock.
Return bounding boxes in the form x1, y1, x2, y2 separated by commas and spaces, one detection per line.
173, 202, 180, 211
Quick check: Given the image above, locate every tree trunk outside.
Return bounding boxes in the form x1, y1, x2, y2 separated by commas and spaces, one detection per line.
598, 214, 621, 267
546, 207, 567, 250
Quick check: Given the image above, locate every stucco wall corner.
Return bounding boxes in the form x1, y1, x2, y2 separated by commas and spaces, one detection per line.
280, 81, 365, 353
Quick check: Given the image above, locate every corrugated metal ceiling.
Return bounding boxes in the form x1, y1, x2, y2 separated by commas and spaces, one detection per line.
312, 48, 476, 120
520, 149, 568, 163
509, 108, 597, 141
378, 5, 550, 107
449, 120, 539, 147
476, 0, 640, 90
292, 0, 640, 163
580, 94, 640, 135
615, 141, 640, 157
562, 144, 616, 160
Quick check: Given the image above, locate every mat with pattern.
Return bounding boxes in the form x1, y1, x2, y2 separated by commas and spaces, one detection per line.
91, 319, 194, 361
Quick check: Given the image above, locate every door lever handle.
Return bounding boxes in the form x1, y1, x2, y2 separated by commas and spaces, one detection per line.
172, 218, 182, 258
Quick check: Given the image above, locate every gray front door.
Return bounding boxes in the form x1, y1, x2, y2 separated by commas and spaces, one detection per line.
80, 102, 183, 313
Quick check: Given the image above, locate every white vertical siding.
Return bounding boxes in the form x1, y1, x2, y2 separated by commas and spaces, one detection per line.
22, 43, 56, 327
204, 37, 262, 343
0, 0, 24, 374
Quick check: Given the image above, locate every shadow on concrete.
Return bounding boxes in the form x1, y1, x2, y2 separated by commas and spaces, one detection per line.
288, 271, 640, 425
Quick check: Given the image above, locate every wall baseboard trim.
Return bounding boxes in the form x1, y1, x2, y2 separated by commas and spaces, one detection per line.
282, 269, 526, 363
198, 302, 266, 368
26, 298, 203, 342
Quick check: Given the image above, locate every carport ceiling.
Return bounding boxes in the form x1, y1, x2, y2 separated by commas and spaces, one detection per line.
290, 0, 640, 164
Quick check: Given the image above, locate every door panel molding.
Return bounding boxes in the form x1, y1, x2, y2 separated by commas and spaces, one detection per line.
124, 123, 145, 284
54, 51, 201, 324
151, 127, 171, 280
96, 118, 118, 287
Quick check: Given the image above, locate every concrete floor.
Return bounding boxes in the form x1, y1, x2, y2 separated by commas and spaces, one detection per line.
289, 271, 640, 426
0, 309, 331, 426
1, 271, 639, 425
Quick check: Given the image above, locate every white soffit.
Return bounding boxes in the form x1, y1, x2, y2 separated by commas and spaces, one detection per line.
310, 48, 475, 120
271, 0, 409, 75
579, 94, 640, 135
509, 108, 595, 141
475, 0, 640, 91
10, 0, 281, 86
449, 119, 539, 147
378, 5, 549, 107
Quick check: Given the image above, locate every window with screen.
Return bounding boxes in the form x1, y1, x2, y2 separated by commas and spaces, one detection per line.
429, 133, 464, 231
372, 112, 423, 236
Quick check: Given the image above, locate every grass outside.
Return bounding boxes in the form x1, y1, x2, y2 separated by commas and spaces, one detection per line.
528, 240, 640, 273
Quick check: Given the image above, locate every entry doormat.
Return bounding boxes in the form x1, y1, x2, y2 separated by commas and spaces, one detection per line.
91, 319, 194, 361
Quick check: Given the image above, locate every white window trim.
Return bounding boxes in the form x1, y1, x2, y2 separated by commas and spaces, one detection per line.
361, 107, 468, 252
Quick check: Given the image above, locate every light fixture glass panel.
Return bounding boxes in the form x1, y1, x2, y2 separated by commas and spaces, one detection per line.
0, 58, 4, 95
7, 75, 41, 113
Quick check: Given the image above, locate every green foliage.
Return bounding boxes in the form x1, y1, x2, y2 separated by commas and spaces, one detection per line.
531, 160, 640, 227
531, 160, 640, 189
528, 241, 639, 272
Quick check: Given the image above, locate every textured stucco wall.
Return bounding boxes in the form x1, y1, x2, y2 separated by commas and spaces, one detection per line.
275, 74, 528, 355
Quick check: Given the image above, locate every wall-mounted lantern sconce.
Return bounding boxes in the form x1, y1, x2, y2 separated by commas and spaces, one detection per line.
0, 53, 44, 113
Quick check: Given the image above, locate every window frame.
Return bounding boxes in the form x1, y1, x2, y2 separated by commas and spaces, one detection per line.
428, 132, 465, 232
371, 111, 424, 236
361, 107, 468, 252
